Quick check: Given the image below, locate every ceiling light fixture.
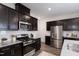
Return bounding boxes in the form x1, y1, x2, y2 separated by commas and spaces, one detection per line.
48, 8, 52, 11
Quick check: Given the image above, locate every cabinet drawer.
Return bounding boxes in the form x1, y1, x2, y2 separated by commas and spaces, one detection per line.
0, 46, 10, 51
0, 46, 11, 56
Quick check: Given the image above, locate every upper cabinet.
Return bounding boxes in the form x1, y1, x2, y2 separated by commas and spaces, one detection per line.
0, 4, 19, 30
0, 4, 8, 30
0, 4, 38, 31
15, 3, 38, 31
63, 18, 79, 31
30, 17, 38, 31
15, 3, 30, 16
8, 9, 19, 30
47, 21, 59, 31
46, 18, 79, 31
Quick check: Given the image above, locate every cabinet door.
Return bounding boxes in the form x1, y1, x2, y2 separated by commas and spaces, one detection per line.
8, 9, 19, 30
47, 21, 57, 31
56, 20, 63, 26
33, 38, 41, 51
45, 36, 50, 45
12, 43, 23, 56
0, 4, 8, 30
36, 38, 41, 51
15, 3, 30, 16
63, 19, 77, 31
30, 17, 38, 31
71, 18, 79, 30
63, 19, 71, 31
47, 22, 51, 31
0, 46, 11, 56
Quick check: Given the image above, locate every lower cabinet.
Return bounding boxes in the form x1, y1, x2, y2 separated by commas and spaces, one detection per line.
34, 38, 41, 51
11, 43, 23, 56
0, 46, 11, 56
45, 36, 51, 45
0, 43, 23, 56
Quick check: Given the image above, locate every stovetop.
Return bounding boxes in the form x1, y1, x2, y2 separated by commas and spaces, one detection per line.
16, 35, 35, 46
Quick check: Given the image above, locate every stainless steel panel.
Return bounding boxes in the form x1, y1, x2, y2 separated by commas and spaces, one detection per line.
50, 26, 63, 49
51, 39, 63, 49
51, 26, 63, 40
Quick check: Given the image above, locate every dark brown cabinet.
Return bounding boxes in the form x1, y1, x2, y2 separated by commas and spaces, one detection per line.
0, 4, 19, 30
47, 17, 79, 31
62, 18, 79, 31
30, 17, 38, 31
34, 38, 41, 51
45, 36, 50, 45
15, 3, 30, 16
63, 19, 71, 30
0, 46, 11, 56
47, 22, 51, 31
15, 3, 38, 31
0, 4, 8, 30
8, 9, 19, 30
11, 43, 23, 56
0, 4, 38, 31
47, 21, 57, 31
0, 42, 23, 56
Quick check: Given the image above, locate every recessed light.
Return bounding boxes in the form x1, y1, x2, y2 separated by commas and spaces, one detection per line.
48, 8, 51, 11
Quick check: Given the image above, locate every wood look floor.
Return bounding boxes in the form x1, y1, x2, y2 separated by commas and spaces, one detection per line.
34, 43, 61, 56
40, 43, 61, 56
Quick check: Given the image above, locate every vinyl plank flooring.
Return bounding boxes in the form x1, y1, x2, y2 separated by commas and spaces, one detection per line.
40, 43, 61, 56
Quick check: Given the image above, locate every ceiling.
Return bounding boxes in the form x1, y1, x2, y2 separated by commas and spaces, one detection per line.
22, 3, 79, 19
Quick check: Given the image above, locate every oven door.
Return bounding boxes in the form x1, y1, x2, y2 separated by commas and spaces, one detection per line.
23, 43, 35, 56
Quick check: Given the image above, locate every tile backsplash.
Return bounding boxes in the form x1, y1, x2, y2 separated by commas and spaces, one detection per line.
63, 31, 79, 38
0, 31, 40, 41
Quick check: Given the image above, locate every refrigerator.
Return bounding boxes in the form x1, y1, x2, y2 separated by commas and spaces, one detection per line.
50, 26, 63, 49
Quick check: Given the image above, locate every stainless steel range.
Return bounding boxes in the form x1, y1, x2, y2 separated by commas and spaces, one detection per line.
16, 34, 35, 56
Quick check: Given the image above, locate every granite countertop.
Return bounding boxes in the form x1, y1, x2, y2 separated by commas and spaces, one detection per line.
63, 37, 79, 40
0, 40, 23, 48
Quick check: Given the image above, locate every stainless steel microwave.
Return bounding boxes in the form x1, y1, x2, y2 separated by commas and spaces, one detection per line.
19, 21, 31, 30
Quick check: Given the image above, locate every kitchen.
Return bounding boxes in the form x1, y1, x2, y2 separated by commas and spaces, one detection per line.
0, 3, 79, 56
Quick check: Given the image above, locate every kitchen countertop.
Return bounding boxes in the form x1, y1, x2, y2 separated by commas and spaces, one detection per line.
63, 37, 79, 40
61, 40, 79, 56
0, 40, 23, 48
